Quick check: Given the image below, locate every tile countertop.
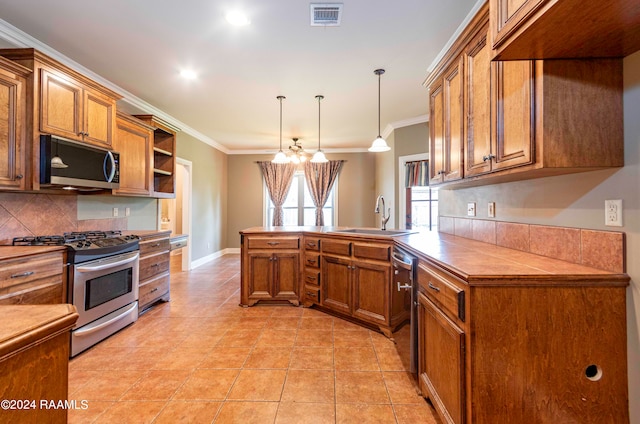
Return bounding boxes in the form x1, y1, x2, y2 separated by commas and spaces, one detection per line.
240, 227, 630, 286
395, 231, 630, 286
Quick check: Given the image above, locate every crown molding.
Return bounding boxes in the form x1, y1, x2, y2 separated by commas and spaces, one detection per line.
0, 18, 231, 155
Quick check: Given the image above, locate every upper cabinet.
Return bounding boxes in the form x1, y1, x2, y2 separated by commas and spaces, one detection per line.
133, 115, 179, 198
0, 57, 30, 191
113, 112, 154, 197
490, 0, 640, 60
425, 3, 624, 188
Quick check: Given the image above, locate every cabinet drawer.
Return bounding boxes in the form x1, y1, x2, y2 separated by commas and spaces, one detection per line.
140, 251, 170, 281
248, 237, 300, 250
304, 237, 321, 251
304, 270, 320, 286
304, 253, 320, 269
321, 239, 352, 256
0, 279, 63, 305
0, 253, 64, 291
304, 285, 320, 303
139, 272, 170, 308
353, 243, 391, 261
418, 262, 465, 322
140, 237, 170, 256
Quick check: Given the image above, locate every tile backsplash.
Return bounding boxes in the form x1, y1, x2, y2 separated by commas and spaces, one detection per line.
0, 192, 127, 245
439, 216, 625, 273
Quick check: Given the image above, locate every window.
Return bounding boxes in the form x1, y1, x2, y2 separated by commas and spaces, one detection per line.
406, 187, 438, 231
265, 172, 337, 226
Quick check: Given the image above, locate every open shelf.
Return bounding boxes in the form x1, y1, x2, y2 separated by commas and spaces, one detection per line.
153, 146, 173, 156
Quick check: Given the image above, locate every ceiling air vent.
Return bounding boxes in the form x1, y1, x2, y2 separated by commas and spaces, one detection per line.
310, 3, 343, 26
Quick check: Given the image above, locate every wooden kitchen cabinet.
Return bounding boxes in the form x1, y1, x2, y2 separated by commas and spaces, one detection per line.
0, 57, 30, 191
428, 57, 463, 185
490, 0, 640, 60
0, 247, 67, 305
112, 112, 154, 196
133, 115, 179, 198
302, 236, 321, 306
425, 3, 624, 188
138, 231, 171, 313
241, 234, 301, 306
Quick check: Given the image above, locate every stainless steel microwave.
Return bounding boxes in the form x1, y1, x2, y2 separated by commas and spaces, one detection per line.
40, 134, 120, 190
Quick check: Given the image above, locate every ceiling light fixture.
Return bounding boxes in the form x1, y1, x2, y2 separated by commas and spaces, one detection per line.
226, 11, 250, 26
311, 95, 328, 163
272, 96, 290, 164
368, 68, 391, 152
179, 69, 197, 80
287, 138, 308, 164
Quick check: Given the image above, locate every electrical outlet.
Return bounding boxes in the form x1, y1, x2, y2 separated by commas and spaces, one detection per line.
605, 199, 622, 226
467, 202, 476, 217
125, 207, 130, 217
112, 207, 118, 217
488, 202, 495, 218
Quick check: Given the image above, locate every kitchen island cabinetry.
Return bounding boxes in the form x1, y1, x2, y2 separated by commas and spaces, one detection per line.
137, 231, 171, 313
241, 234, 301, 306
425, 3, 624, 188
397, 231, 630, 424
0, 56, 30, 191
0, 304, 78, 424
112, 112, 154, 197
0, 246, 67, 305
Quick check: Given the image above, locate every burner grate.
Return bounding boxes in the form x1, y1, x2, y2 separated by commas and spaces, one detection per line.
12, 235, 66, 246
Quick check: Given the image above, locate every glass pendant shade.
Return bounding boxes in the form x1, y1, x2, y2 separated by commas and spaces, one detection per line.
272, 95, 290, 163
368, 136, 390, 152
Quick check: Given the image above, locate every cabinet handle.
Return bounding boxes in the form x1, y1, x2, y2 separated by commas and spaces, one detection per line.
151, 263, 160, 267
10, 271, 34, 278
267, 241, 280, 246
151, 243, 161, 247
488, 154, 496, 160
306, 276, 316, 281
306, 242, 316, 247
397, 281, 412, 291
150, 287, 159, 293
428, 282, 441, 292
15, 174, 23, 179
307, 259, 316, 264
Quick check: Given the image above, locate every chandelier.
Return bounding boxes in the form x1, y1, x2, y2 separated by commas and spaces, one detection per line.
287, 138, 309, 164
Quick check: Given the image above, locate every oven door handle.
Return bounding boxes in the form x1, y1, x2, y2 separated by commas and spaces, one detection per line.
73, 302, 138, 337
76, 252, 139, 273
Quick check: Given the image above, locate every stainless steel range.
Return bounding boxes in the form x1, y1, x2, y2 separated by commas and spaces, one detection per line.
13, 231, 140, 356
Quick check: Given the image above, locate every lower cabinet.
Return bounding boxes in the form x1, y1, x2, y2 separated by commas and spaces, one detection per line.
418, 292, 465, 424
138, 231, 171, 313
241, 234, 301, 306
0, 248, 66, 305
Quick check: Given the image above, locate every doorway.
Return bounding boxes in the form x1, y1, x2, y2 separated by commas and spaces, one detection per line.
158, 158, 192, 271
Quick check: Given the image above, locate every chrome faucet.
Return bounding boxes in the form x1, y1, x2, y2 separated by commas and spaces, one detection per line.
375, 195, 391, 230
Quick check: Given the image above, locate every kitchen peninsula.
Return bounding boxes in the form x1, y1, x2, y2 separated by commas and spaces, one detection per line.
240, 225, 629, 423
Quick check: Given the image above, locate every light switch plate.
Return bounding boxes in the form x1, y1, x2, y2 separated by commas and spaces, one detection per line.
488, 202, 495, 218
467, 202, 476, 217
112, 207, 118, 217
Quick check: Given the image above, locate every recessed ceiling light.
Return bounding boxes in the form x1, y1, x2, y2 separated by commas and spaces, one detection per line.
226, 11, 250, 26
180, 69, 197, 80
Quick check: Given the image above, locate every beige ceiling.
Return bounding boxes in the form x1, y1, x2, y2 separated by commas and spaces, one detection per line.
0, 0, 480, 154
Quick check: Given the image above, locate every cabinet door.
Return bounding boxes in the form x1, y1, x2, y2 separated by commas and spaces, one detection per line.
40, 69, 82, 141
0, 68, 26, 190
113, 116, 153, 196
490, 0, 546, 48
321, 255, 351, 315
418, 292, 465, 424
443, 58, 464, 182
429, 80, 444, 184
352, 261, 390, 326
83, 89, 115, 148
492, 60, 534, 171
247, 253, 274, 301
465, 25, 492, 177
273, 252, 299, 300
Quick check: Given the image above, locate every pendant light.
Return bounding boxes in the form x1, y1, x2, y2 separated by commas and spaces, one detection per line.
311, 95, 328, 163
272, 95, 290, 163
51, 139, 69, 169
368, 68, 391, 152
287, 138, 308, 164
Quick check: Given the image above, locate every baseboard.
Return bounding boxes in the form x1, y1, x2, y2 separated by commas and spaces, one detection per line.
190, 248, 240, 269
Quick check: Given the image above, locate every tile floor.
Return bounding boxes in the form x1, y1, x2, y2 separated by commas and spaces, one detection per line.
68, 254, 441, 423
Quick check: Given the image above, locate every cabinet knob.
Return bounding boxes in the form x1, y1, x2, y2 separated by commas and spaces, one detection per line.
15, 174, 23, 179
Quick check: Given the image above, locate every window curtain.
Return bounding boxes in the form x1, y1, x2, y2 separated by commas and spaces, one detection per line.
405, 160, 429, 187
304, 160, 345, 226
257, 161, 297, 226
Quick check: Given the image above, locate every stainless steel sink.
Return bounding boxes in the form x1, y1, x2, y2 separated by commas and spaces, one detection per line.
330, 228, 412, 236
